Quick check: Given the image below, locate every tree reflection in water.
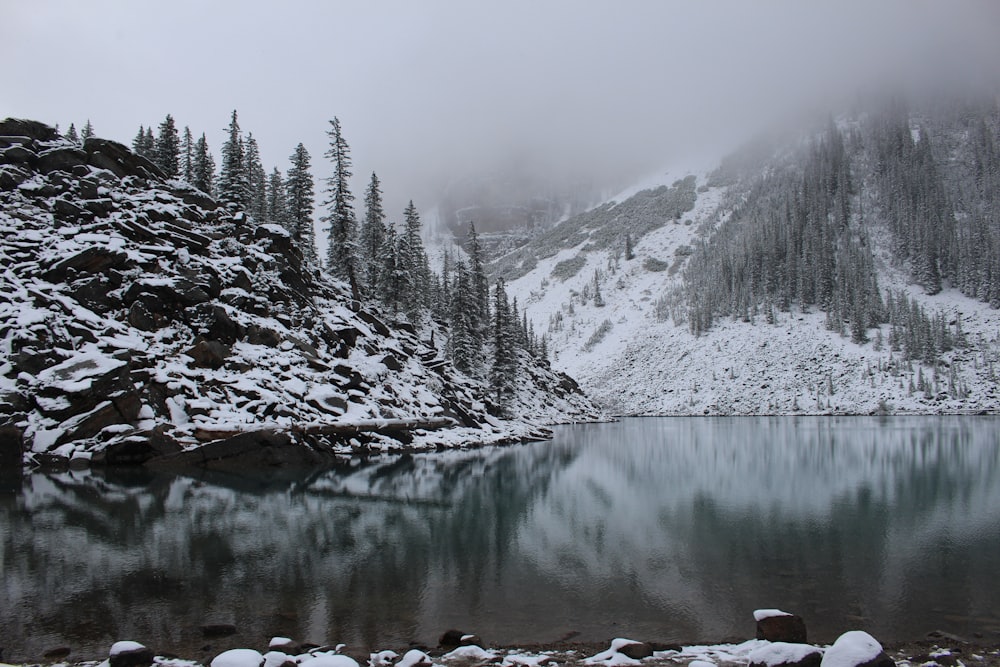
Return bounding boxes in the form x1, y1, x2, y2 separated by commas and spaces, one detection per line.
2, 417, 999, 662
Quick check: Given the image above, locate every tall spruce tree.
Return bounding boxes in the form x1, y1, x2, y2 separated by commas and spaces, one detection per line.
286, 143, 317, 265
65, 123, 79, 143
267, 167, 289, 229
360, 172, 387, 294
81, 119, 95, 141
322, 117, 360, 298
217, 110, 247, 209
192, 133, 215, 194
490, 278, 518, 407
182, 126, 194, 183
244, 133, 267, 222
133, 125, 155, 159
466, 222, 489, 342
154, 114, 180, 178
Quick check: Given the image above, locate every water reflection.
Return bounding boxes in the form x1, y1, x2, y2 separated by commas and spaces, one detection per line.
1, 417, 999, 661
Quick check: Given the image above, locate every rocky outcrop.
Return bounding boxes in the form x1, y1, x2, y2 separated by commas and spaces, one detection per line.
0, 120, 599, 468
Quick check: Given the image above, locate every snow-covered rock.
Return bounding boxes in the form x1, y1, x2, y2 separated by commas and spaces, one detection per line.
820, 631, 892, 667
749, 642, 823, 667
754, 609, 808, 643
395, 650, 433, 667
300, 654, 360, 667
211, 649, 264, 667
108, 640, 154, 667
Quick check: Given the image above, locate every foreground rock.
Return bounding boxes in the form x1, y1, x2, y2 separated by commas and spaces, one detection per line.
755, 609, 809, 644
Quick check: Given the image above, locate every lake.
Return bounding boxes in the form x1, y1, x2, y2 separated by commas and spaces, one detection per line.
2, 416, 1000, 661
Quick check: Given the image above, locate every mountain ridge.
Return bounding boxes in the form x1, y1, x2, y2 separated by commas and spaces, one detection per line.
504, 100, 1000, 416
0, 118, 599, 470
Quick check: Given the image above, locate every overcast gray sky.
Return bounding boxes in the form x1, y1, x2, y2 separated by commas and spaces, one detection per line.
3, 0, 999, 220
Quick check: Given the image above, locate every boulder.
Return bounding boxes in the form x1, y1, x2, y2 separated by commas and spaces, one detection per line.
36, 147, 88, 174
98, 427, 183, 465
0, 117, 60, 142
755, 609, 808, 643
186, 339, 231, 369
109, 641, 155, 667
128, 299, 160, 331
0, 165, 28, 189
185, 303, 243, 344
618, 642, 654, 660
35, 352, 136, 420
1, 145, 37, 167
439, 629, 483, 649
83, 137, 165, 180
42, 246, 129, 281
750, 642, 824, 667
820, 631, 894, 667
210, 648, 263, 667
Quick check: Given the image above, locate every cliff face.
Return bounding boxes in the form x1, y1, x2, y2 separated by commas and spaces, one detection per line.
0, 119, 598, 469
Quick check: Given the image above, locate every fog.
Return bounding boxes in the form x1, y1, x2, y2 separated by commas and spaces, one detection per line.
3, 0, 999, 227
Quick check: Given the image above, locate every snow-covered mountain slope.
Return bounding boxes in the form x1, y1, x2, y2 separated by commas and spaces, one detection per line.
0, 119, 598, 468
506, 151, 1000, 416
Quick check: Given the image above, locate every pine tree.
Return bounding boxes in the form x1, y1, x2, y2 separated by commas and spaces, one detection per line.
133, 126, 155, 159
466, 222, 489, 341
490, 278, 518, 407
360, 172, 387, 294
244, 133, 267, 222
286, 143, 317, 265
65, 123, 79, 144
267, 167, 289, 229
377, 224, 401, 313
322, 117, 360, 298
154, 114, 180, 178
182, 126, 194, 183
192, 133, 215, 194
81, 119, 95, 141
401, 200, 430, 320
217, 110, 247, 209
624, 231, 635, 260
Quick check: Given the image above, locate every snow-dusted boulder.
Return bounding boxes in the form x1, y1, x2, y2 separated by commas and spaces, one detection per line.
263, 650, 297, 667
369, 650, 399, 667
754, 608, 808, 643
749, 642, 823, 667
109, 641, 154, 667
820, 631, 893, 667
396, 649, 433, 667
585, 638, 653, 665
211, 648, 265, 667
269, 637, 298, 652
443, 645, 495, 661
300, 654, 361, 667
439, 629, 482, 649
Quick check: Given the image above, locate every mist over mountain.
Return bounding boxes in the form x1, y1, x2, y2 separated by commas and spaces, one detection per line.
502, 93, 1000, 416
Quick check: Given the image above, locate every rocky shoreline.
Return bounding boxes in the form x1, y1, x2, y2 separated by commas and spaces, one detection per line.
4, 613, 999, 667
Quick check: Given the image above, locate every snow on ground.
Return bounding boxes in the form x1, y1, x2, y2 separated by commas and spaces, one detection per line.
507, 169, 1000, 417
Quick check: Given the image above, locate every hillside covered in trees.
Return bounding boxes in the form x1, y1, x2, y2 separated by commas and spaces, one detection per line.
504, 95, 1000, 415
0, 116, 598, 469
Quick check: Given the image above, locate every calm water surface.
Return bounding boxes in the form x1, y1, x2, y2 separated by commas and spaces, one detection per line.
2, 417, 1000, 660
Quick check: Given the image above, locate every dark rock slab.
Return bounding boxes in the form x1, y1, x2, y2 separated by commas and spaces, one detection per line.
36, 147, 88, 174
83, 137, 165, 180
0, 117, 60, 141
186, 339, 231, 369
756, 612, 808, 644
